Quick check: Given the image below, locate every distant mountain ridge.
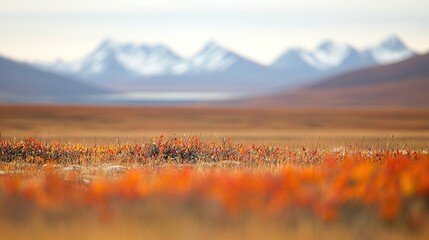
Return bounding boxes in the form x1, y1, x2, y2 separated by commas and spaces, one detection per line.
271, 35, 416, 83
0, 55, 108, 103
36, 41, 287, 92
248, 52, 429, 108
34, 35, 418, 92
37, 40, 248, 80
37, 40, 185, 80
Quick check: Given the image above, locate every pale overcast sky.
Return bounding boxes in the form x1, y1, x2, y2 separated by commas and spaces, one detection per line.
1, 0, 428, 64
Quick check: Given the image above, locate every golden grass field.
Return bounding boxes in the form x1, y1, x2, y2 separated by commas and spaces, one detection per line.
1, 105, 428, 148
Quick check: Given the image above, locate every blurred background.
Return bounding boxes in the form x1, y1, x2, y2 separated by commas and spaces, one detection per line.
0, 0, 428, 146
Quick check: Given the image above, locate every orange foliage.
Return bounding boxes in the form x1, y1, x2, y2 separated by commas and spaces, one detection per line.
0, 137, 429, 225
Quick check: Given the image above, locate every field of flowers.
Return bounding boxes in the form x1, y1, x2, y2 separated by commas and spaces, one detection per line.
1, 136, 428, 239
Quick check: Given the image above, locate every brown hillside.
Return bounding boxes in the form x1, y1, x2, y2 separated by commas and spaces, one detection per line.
251, 53, 429, 108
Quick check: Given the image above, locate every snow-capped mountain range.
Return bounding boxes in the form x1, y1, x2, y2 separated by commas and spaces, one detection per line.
35, 35, 417, 92
271, 35, 416, 82
37, 40, 243, 79
40, 40, 185, 80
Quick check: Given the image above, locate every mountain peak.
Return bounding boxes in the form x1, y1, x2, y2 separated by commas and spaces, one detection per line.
378, 34, 407, 50
188, 41, 237, 73
273, 40, 358, 71
311, 41, 352, 69
317, 40, 351, 51
199, 40, 227, 53
368, 34, 416, 64
318, 40, 337, 50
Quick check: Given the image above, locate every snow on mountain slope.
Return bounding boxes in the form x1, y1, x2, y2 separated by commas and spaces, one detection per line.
274, 41, 356, 71
85, 40, 187, 77
272, 48, 314, 70
185, 41, 237, 73
310, 41, 354, 69
34, 34, 418, 89
38, 40, 186, 79
152, 41, 248, 75
271, 48, 321, 82
37, 40, 245, 79
272, 35, 416, 81
364, 35, 416, 64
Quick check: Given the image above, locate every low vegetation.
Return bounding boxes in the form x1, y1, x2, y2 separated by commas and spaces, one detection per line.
0, 137, 428, 239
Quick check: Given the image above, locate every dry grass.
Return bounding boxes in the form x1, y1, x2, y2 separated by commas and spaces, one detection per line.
0, 105, 428, 148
